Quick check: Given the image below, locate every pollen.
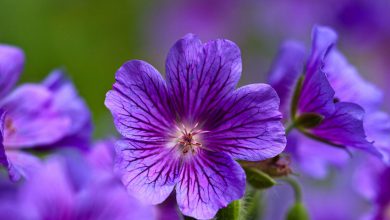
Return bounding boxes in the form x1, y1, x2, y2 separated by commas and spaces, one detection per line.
175, 123, 206, 155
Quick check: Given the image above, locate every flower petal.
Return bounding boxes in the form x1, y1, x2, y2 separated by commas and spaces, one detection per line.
1, 84, 70, 147
364, 111, 390, 163
298, 26, 337, 117
87, 139, 116, 171
115, 139, 180, 204
0, 110, 6, 166
324, 50, 383, 113
298, 69, 335, 117
105, 60, 175, 140
307, 26, 337, 73
0, 45, 24, 98
165, 34, 242, 123
0, 110, 19, 181
204, 83, 286, 161
74, 172, 156, 220
42, 69, 93, 150
176, 150, 245, 219
5, 151, 42, 181
1, 109, 42, 182
19, 157, 75, 220
268, 41, 306, 117
310, 102, 381, 157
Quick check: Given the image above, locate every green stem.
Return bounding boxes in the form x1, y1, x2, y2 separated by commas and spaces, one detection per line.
290, 75, 304, 120
285, 122, 296, 135
281, 177, 302, 203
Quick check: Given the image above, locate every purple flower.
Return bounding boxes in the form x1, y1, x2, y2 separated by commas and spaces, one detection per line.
41, 69, 93, 150
269, 26, 383, 177
14, 152, 156, 220
323, 49, 390, 162
105, 34, 286, 219
0, 44, 92, 181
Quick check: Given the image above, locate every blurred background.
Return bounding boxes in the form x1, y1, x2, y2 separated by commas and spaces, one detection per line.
1, 0, 389, 138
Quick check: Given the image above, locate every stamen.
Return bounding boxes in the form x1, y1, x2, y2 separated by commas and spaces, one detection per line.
175, 123, 206, 155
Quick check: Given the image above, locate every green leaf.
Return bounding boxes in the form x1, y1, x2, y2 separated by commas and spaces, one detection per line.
295, 113, 324, 128
244, 167, 276, 189
216, 200, 241, 220
286, 202, 309, 220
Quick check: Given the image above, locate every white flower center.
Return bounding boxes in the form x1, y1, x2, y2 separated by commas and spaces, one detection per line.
174, 123, 206, 155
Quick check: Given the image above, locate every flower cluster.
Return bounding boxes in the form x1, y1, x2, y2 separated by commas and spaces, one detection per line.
1, 24, 390, 220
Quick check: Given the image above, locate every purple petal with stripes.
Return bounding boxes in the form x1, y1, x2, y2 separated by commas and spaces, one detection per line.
309, 102, 381, 157
298, 69, 335, 117
165, 34, 241, 124
204, 83, 286, 161
297, 26, 338, 117
105, 60, 175, 141
115, 139, 180, 204
176, 150, 245, 219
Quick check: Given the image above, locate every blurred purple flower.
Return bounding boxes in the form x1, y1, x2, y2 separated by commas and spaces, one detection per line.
105, 34, 286, 219
42, 69, 93, 150
353, 155, 390, 220
303, 165, 371, 220
13, 151, 155, 220
0, 44, 92, 181
86, 139, 116, 172
255, 0, 390, 109
269, 26, 384, 177
265, 161, 370, 220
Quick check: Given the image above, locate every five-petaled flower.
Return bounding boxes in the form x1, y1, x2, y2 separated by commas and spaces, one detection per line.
105, 34, 286, 219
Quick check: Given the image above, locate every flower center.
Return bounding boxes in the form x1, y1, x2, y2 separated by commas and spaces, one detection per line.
175, 123, 206, 155
4, 117, 16, 135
